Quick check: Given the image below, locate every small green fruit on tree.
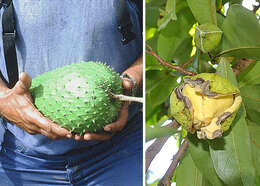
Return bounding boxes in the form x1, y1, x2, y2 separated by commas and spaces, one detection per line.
195, 23, 223, 53
170, 73, 242, 139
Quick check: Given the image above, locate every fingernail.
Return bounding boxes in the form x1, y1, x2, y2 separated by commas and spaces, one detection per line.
66, 134, 72, 138
84, 134, 91, 140
104, 126, 111, 131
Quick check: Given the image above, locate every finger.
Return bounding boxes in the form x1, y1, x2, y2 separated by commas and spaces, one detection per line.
104, 102, 129, 132
23, 121, 41, 132
19, 72, 32, 89
23, 128, 37, 135
74, 133, 83, 141
122, 78, 133, 91
83, 132, 113, 141
39, 128, 60, 140
27, 107, 71, 137
13, 73, 32, 94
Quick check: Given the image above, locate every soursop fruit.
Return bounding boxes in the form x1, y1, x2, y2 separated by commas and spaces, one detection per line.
30, 61, 122, 134
170, 73, 242, 139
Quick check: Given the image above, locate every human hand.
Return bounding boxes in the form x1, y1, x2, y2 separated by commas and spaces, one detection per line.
0, 72, 72, 140
73, 78, 132, 141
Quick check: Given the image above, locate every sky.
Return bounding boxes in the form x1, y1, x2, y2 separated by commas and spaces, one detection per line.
145, 0, 259, 185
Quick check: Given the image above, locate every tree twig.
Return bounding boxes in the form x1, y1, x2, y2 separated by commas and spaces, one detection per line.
181, 56, 194, 68
146, 45, 196, 76
158, 138, 189, 186
146, 121, 180, 172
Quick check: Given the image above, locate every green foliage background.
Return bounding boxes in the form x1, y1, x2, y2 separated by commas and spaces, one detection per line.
146, 0, 260, 185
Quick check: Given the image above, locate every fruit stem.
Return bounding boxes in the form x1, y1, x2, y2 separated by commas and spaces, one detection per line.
111, 93, 143, 103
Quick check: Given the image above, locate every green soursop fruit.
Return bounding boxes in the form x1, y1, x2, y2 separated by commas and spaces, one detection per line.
30, 61, 122, 134
195, 23, 223, 53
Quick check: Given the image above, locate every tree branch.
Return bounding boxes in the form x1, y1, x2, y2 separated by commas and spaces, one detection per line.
158, 138, 189, 186
146, 136, 170, 172
181, 56, 194, 68
145, 121, 180, 172
146, 45, 196, 76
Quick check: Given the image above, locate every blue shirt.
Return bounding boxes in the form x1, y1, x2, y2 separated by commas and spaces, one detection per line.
0, 0, 142, 155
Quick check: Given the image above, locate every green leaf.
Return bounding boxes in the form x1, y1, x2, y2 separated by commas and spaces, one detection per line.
217, 5, 260, 60
172, 36, 193, 65
146, 102, 166, 124
191, 50, 200, 73
256, 177, 260, 186
240, 85, 260, 124
146, 7, 160, 28
146, 125, 179, 141
209, 106, 256, 186
145, 92, 159, 119
146, 54, 166, 71
165, 0, 175, 12
146, 70, 170, 92
175, 0, 189, 13
237, 62, 260, 88
198, 57, 216, 73
216, 12, 225, 28
247, 121, 260, 179
213, 61, 256, 185
147, 0, 167, 7
158, 0, 177, 30
227, 0, 243, 4
176, 153, 212, 186
188, 134, 224, 186
157, 7, 195, 61
149, 73, 178, 107
216, 57, 237, 86
216, 47, 260, 60
186, 0, 217, 25
145, 92, 155, 118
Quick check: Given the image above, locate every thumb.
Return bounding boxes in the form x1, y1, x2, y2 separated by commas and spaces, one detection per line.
13, 72, 32, 94
122, 78, 133, 91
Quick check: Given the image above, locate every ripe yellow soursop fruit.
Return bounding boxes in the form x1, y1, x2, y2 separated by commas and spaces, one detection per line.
195, 23, 223, 53
170, 73, 242, 139
30, 62, 122, 134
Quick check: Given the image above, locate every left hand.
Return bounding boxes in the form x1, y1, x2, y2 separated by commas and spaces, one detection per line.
73, 78, 133, 141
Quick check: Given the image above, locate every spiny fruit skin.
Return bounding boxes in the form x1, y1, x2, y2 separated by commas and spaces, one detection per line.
30, 61, 122, 134
170, 73, 242, 140
195, 23, 223, 53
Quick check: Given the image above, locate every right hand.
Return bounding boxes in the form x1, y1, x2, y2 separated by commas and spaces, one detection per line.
0, 72, 72, 140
